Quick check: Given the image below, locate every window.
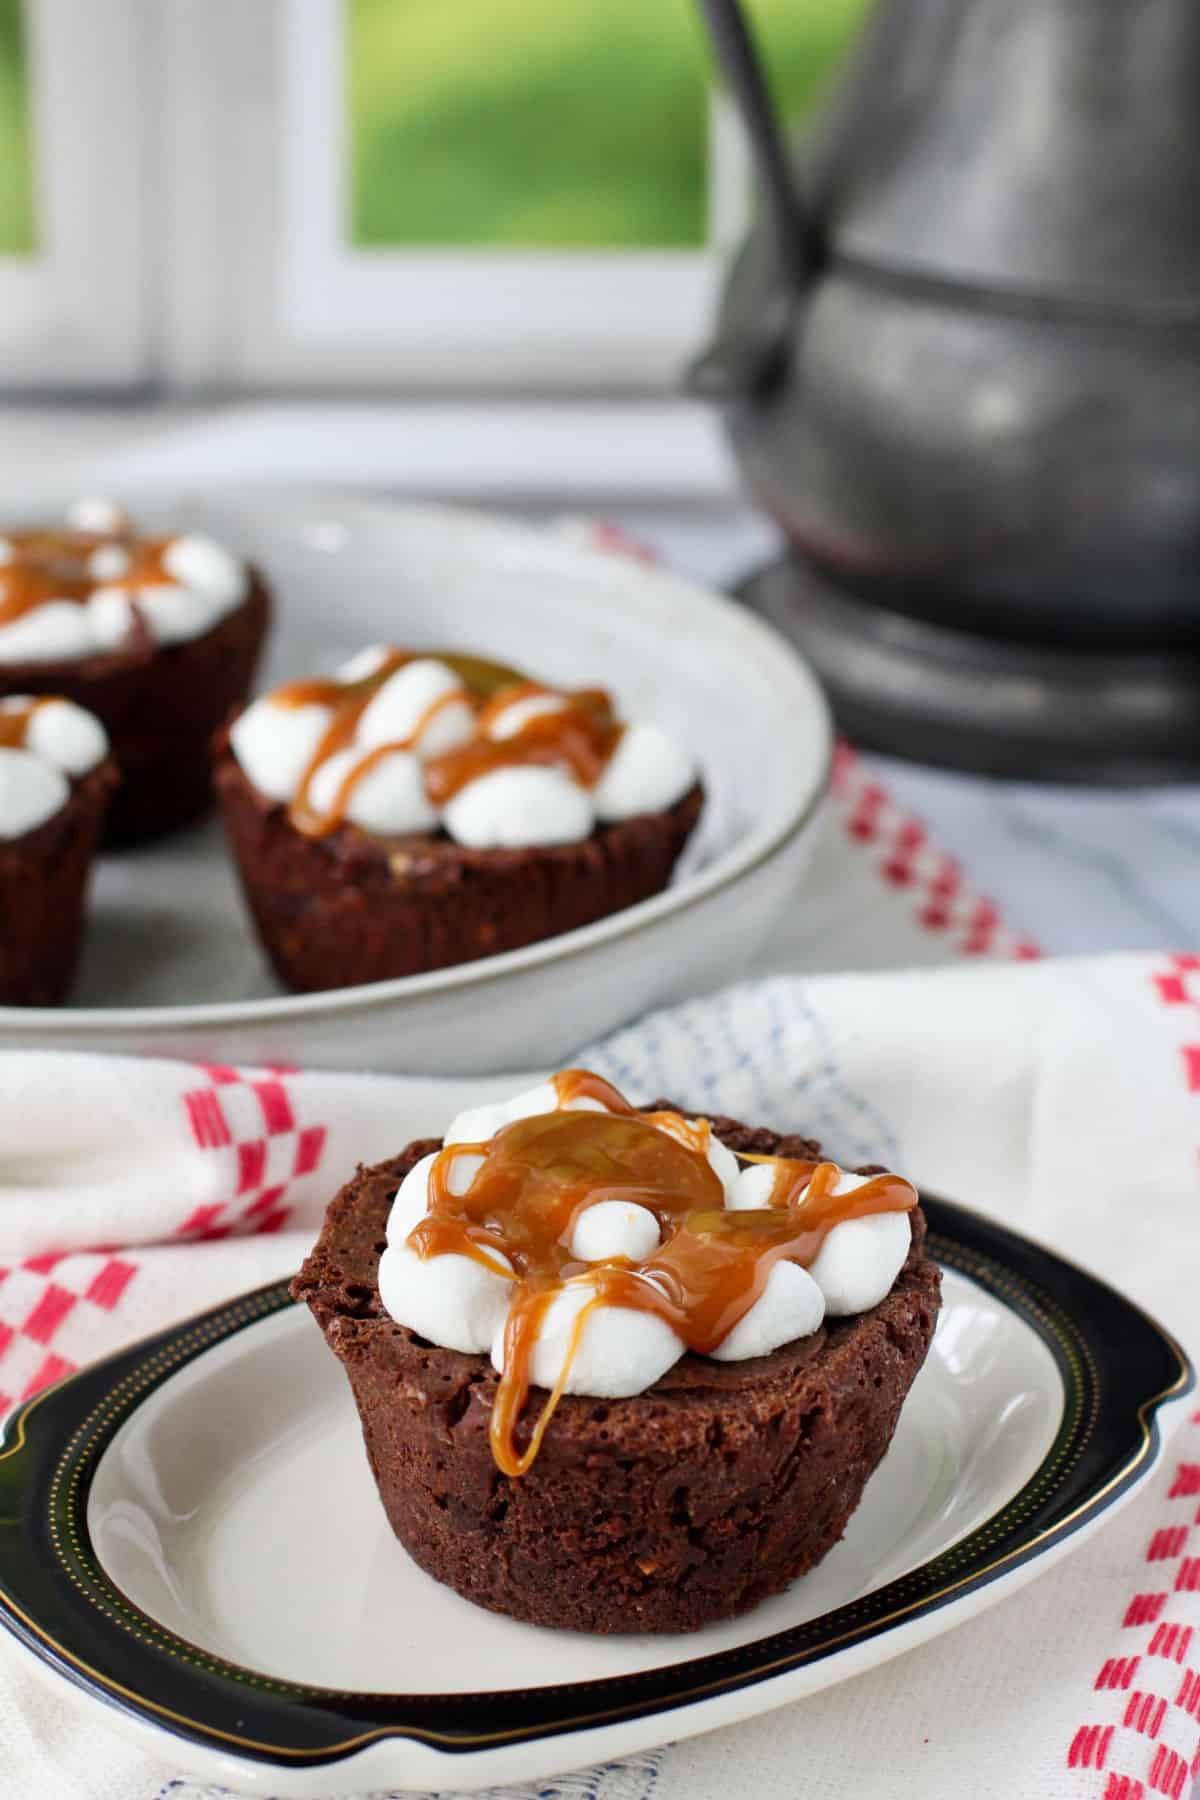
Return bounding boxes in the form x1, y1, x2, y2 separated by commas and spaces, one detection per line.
1, 0, 870, 394
169, 0, 869, 393
0, 0, 35, 258
0, 1, 146, 388
346, 0, 872, 254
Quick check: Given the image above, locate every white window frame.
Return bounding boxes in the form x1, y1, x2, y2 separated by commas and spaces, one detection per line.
0, 0, 147, 390
161, 0, 749, 395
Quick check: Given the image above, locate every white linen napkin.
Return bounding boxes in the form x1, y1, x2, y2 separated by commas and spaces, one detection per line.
0, 950, 1196, 1800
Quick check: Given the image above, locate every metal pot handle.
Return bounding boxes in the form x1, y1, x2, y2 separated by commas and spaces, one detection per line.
686, 0, 814, 399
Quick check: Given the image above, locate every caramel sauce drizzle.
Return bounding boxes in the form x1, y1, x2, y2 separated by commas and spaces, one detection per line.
404, 1069, 917, 1477
272, 648, 623, 838
0, 698, 47, 749
0, 523, 174, 626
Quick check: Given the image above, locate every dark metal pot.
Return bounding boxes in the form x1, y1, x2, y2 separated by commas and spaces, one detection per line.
693, 0, 1200, 652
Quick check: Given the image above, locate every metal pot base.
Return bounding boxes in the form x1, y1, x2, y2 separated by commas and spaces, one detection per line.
737, 555, 1200, 783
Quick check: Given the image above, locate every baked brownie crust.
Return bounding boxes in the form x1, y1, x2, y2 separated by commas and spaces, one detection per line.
0, 574, 270, 845
0, 758, 117, 1005
214, 747, 703, 991
294, 1113, 941, 1634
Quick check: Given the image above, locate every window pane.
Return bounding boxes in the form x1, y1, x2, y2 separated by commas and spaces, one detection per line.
746, 0, 872, 122
345, 0, 871, 254
346, 0, 709, 250
0, 0, 33, 254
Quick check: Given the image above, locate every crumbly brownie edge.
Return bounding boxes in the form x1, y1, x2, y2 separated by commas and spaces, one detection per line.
0, 758, 117, 1004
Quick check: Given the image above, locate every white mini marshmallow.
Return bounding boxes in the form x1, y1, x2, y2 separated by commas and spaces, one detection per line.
379, 1241, 513, 1356
306, 745, 436, 835
22, 699, 108, 776
0, 601, 96, 665
727, 1162, 779, 1211
0, 748, 70, 839
808, 1211, 912, 1316
384, 1148, 486, 1240
709, 1260, 825, 1360
124, 582, 227, 647
570, 1200, 660, 1264
229, 697, 333, 803
87, 544, 131, 582
336, 644, 392, 684
443, 1079, 608, 1147
386, 1153, 438, 1245
485, 692, 567, 741
357, 659, 474, 758
591, 721, 695, 822
444, 765, 592, 849
490, 1280, 682, 1397
161, 533, 249, 608
66, 497, 129, 536
87, 587, 138, 653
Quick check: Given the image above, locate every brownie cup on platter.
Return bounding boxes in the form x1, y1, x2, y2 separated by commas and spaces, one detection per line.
215, 647, 702, 992
0, 695, 116, 1005
0, 498, 270, 844
294, 1069, 941, 1635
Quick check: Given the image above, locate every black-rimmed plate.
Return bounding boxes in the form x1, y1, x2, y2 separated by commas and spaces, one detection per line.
0, 1196, 1190, 1798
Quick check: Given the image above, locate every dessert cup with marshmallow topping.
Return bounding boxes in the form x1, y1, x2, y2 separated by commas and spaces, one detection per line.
0, 695, 117, 1004
213, 646, 703, 992
293, 1071, 941, 1634
0, 499, 270, 845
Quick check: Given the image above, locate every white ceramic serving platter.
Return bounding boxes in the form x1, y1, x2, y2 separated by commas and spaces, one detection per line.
0, 492, 831, 1072
1, 1184, 1188, 1800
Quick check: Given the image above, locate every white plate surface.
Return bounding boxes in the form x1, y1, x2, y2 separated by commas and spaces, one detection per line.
86, 1269, 1061, 1789
0, 492, 831, 1072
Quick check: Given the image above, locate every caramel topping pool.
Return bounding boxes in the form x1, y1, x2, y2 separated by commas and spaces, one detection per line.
406, 1069, 917, 1477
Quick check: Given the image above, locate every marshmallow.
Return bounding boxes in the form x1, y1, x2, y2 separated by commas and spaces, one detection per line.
709, 1260, 825, 1360
443, 1080, 609, 1147
66, 497, 129, 536
161, 533, 249, 608
229, 698, 332, 803
22, 698, 108, 776
444, 764, 592, 849
490, 1280, 682, 1398
808, 1211, 913, 1316
87, 544, 132, 583
306, 745, 436, 835
378, 1240, 513, 1356
592, 721, 695, 821
0, 602, 96, 665
336, 644, 392, 684
356, 659, 475, 759
570, 1200, 661, 1264
0, 748, 70, 839
485, 692, 568, 741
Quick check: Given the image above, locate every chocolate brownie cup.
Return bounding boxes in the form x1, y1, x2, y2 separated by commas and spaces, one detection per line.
0, 498, 270, 844
0, 696, 117, 1004
215, 647, 702, 992
294, 1072, 941, 1634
